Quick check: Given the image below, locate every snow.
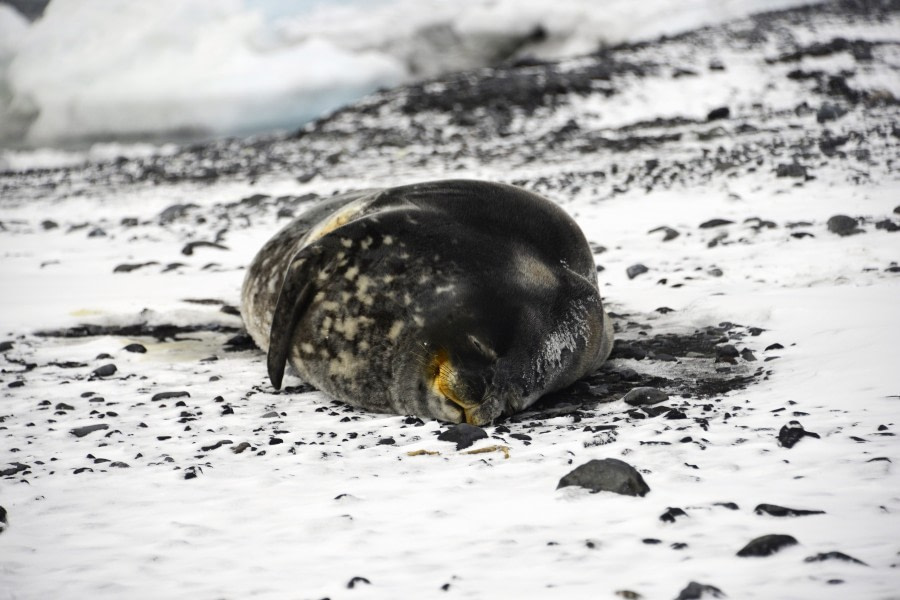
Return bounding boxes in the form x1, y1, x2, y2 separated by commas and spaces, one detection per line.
1, 0, 820, 152
1, 2, 899, 599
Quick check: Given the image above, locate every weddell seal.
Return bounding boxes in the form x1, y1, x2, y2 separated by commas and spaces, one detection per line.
240, 180, 614, 425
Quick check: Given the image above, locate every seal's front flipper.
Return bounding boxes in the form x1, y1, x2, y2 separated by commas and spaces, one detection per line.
267, 247, 329, 390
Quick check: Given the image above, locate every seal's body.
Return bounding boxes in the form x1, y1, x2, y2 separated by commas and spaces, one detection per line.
240, 180, 613, 425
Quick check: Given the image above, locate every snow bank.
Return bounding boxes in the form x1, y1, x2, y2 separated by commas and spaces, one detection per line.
1, 0, 820, 150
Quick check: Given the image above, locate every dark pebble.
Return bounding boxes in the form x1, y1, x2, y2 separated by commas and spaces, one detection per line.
714, 502, 740, 510
699, 218, 734, 228
269, 438, 283, 445
557, 458, 650, 497
715, 345, 739, 364
55, 402, 75, 411
183, 466, 202, 480
41, 220, 59, 230
377, 437, 396, 446
70, 423, 110, 438
737, 534, 798, 557
109, 461, 130, 468
804, 551, 868, 566
827, 215, 863, 236
181, 241, 230, 256
1, 463, 29, 477
8, 381, 24, 388
874, 219, 900, 232
626, 264, 649, 279
778, 421, 820, 448
151, 391, 190, 401
665, 408, 687, 420
765, 343, 784, 351
741, 349, 757, 361
0, 341, 13, 352
754, 503, 825, 517
675, 581, 725, 599
791, 232, 814, 239
347, 577, 371, 589
707, 106, 730, 121
776, 163, 808, 178
91, 364, 117, 377
648, 226, 680, 241
816, 102, 847, 123
123, 343, 147, 353
660, 507, 688, 523
201, 440, 233, 452
438, 424, 488, 450
623, 387, 669, 406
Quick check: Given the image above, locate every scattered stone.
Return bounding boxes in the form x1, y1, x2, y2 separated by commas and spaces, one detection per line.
55, 402, 75, 411
232, 442, 251, 454
113, 262, 158, 273
151, 391, 190, 402
660, 507, 688, 523
754, 503, 825, 517
740, 349, 757, 361
109, 461, 130, 468
737, 534, 798, 557
123, 343, 147, 353
827, 215, 863, 236
1, 463, 29, 477
627, 264, 649, 279
183, 466, 202, 480
557, 458, 650, 497
707, 107, 730, 121
181, 241, 230, 256
817, 103, 848, 123
649, 226, 680, 241
41, 220, 58, 230
675, 581, 725, 599
70, 424, 110, 438
778, 421, 821, 448
438, 424, 488, 450
715, 345, 739, 364
765, 343, 784, 351
623, 387, 669, 406
91, 364, 117, 377
875, 219, 900, 232
347, 576, 371, 589
714, 502, 740, 510
699, 218, 734, 228
377, 437, 396, 446
804, 551, 868, 566
776, 163, 808, 178
201, 440, 233, 452
0, 341, 14, 352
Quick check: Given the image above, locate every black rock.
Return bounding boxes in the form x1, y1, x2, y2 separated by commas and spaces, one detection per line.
377, 437, 396, 446
714, 502, 740, 510
778, 421, 821, 448
70, 423, 110, 438
715, 345, 739, 364
776, 163, 808, 178
740, 349, 757, 361
816, 102, 848, 123
675, 581, 725, 599
1, 463, 29, 477
55, 402, 75, 410
623, 387, 669, 406
438, 424, 488, 450
765, 343, 784, 351
41, 220, 58, 230
754, 503, 825, 517
0, 505, 6, 529
804, 551, 868, 566
627, 264, 649, 279
707, 106, 730, 121
827, 215, 863, 236
91, 364, 117, 377
183, 466, 202, 480
660, 507, 688, 523
181, 241, 230, 256
347, 576, 371, 589
557, 458, 650, 496
699, 218, 734, 228
0, 341, 13, 352
875, 219, 900, 232
737, 534, 798, 557
123, 343, 147, 353
649, 226, 680, 241
151, 391, 190, 402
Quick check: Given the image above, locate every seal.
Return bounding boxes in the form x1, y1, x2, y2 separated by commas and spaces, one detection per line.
240, 180, 613, 425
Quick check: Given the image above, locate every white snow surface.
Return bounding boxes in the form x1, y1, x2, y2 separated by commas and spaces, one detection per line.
0, 0, 819, 153
1, 4, 900, 600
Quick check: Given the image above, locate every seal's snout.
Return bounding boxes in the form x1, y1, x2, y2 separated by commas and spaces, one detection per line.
464, 393, 504, 426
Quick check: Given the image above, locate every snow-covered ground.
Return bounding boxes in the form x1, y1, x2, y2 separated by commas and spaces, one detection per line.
1, 0, 818, 152
1, 2, 899, 599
